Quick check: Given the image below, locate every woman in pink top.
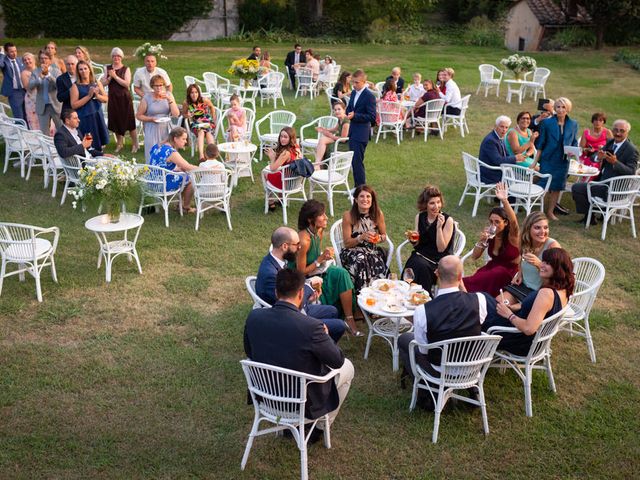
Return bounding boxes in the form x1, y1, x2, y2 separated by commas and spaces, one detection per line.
580, 112, 613, 173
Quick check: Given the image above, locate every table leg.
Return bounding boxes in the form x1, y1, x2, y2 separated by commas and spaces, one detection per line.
392, 317, 401, 372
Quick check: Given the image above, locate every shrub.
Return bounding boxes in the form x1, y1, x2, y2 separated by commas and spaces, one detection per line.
1, 0, 211, 39
543, 27, 596, 51
614, 49, 640, 71
237, 0, 296, 33
461, 16, 504, 47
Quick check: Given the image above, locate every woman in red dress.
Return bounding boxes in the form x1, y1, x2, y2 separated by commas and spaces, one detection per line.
265, 126, 301, 210
463, 182, 521, 297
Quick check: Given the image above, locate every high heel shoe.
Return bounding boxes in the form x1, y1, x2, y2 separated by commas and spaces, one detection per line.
131, 144, 139, 154
344, 317, 364, 337
114, 143, 124, 154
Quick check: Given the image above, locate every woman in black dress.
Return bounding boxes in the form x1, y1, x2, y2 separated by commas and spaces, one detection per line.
403, 185, 456, 294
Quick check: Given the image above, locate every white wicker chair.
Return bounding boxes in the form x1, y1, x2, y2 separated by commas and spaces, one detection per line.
245, 275, 271, 309
476, 64, 503, 97
395, 223, 466, 274
330, 219, 394, 270
561, 257, 605, 363
523, 67, 551, 101
375, 100, 406, 144
0, 222, 59, 302
240, 359, 339, 480
300, 116, 339, 159
137, 165, 186, 227
459, 152, 501, 217
408, 335, 502, 443
60, 155, 87, 206
488, 305, 569, 417
219, 107, 255, 143
0, 119, 29, 177
259, 71, 286, 108
442, 94, 470, 138
20, 128, 48, 182
39, 136, 64, 198
255, 110, 297, 161
189, 168, 234, 231
183, 75, 211, 99
585, 175, 640, 240
309, 151, 354, 217
295, 67, 317, 99
262, 164, 307, 225
412, 98, 445, 142
501, 164, 552, 216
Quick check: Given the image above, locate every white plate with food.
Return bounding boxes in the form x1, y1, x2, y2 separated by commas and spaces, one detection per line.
154, 117, 171, 123
382, 304, 406, 314
371, 279, 410, 293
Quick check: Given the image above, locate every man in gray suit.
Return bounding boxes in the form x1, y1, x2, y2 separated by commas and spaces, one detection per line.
28, 49, 62, 134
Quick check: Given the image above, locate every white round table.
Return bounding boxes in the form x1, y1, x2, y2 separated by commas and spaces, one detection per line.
85, 213, 144, 283
218, 141, 258, 186
357, 280, 428, 371
504, 79, 526, 103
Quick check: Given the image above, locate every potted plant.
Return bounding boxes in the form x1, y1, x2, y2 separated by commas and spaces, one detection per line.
500, 54, 537, 80
227, 58, 260, 87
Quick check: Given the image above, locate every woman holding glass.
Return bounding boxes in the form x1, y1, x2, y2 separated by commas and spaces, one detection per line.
403, 185, 456, 294
339, 185, 389, 294
70, 60, 109, 151
294, 200, 361, 337
463, 183, 521, 297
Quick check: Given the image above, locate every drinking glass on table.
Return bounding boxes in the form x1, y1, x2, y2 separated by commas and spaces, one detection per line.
403, 268, 415, 286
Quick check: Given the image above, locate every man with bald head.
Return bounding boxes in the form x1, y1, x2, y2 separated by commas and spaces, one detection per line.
572, 119, 639, 225
56, 55, 78, 111
398, 255, 496, 408
255, 226, 345, 342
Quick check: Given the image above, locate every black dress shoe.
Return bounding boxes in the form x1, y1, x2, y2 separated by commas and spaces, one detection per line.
554, 204, 570, 215
578, 215, 597, 226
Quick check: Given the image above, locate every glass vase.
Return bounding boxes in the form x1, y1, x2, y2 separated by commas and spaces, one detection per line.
107, 202, 121, 223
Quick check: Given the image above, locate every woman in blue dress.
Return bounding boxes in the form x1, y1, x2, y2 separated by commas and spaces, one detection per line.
531, 97, 578, 221
70, 60, 109, 152
148, 127, 198, 212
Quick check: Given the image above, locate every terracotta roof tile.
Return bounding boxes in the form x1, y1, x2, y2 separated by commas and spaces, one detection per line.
523, 0, 592, 25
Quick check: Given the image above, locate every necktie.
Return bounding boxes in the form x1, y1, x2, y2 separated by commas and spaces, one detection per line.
11, 60, 20, 89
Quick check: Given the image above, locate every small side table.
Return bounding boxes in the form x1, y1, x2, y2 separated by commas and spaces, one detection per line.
85, 213, 144, 283
218, 141, 258, 187
504, 79, 526, 104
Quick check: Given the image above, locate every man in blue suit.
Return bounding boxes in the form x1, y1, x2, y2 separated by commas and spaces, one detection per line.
479, 115, 525, 184
255, 226, 345, 342
346, 69, 377, 187
0, 42, 27, 123
56, 55, 78, 112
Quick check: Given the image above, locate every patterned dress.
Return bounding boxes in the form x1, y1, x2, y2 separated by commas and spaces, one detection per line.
148, 143, 185, 191
187, 101, 215, 135
339, 213, 389, 293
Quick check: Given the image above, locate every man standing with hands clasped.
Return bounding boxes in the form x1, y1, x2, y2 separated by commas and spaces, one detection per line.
572, 119, 639, 225
346, 69, 376, 188
0, 42, 27, 123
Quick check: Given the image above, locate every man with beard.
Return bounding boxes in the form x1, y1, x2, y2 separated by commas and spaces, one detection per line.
255, 226, 345, 342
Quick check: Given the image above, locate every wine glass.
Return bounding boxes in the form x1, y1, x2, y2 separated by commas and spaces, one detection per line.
486, 224, 497, 240
403, 268, 415, 286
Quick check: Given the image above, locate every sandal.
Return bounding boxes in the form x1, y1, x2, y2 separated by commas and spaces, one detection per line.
344, 316, 364, 337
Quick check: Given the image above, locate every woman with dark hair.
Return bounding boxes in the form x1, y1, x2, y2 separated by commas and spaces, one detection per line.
411, 79, 439, 121
579, 112, 613, 173
70, 60, 109, 151
182, 83, 216, 162
403, 185, 456, 293
265, 126, 302, 210
339, 185, 389, 293
501, 211, 561, 306
332, 71, 352, 106
506, 111, 539, 168
463, 182, 520, 297
483, 247, 573, 355
378, 78, 402, 124
294, 200, 360, 336
148, 127, 198, 212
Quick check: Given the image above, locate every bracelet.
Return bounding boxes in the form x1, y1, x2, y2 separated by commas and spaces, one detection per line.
508, 313, 517, 323
475, 242, 488, 249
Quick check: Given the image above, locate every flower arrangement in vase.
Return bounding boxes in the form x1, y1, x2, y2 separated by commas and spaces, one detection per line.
500, 54, 537, 80
133, 43, 168, 60
228, 58, 260, 86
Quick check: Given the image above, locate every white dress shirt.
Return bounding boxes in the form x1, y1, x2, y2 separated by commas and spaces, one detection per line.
133, 66, 172, 95
64, 125, 90, 156
438, 79, 462, 107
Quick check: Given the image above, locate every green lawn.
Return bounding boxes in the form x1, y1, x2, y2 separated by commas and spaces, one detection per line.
1, 40, 639, 479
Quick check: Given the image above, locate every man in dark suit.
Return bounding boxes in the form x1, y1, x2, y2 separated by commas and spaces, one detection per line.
479, 115, 525, 184
54, 109, 102, 160
398, 255, 496, 409
247, 45, 261, 61
256, 226, 345, 342
530, 98, 554, 135
56, 55, 78, 112
386, 67, 405, 94
572, 119, 639, 225
0, 42, 27, 122
244, 268, 354, 430
346, 69, 377, 187
284, 44, 303, 89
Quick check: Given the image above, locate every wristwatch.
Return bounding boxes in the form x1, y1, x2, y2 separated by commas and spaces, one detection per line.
315, 261, 321, 268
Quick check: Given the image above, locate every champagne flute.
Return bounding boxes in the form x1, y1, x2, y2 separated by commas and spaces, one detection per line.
403, 268, 415, 286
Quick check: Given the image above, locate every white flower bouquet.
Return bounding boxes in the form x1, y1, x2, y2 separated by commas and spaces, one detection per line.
70, 159, 147, 222
500, 54, 537, 79
133, 42, 168, 60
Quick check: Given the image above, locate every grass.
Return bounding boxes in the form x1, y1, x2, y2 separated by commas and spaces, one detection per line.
1, 39, 640, 478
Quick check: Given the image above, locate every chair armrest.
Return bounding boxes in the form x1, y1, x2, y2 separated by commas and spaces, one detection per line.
34, 226, 60, 252
408, 339, 442, 374
477, 159, 503, 172
486, 326, 519, 334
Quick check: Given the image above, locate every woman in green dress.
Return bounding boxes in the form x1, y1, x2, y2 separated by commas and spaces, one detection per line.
293, 200, 362, 337
505, 111, 539, 168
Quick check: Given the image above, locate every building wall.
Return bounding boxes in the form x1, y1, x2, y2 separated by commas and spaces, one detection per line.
505, 1, 544, 51
170, 0, 239, 41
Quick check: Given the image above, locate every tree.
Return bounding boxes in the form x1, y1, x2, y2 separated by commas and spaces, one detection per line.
575, 0, 640, 49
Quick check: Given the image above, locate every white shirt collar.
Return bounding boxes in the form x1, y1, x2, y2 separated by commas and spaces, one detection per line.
435, 286, 460, 297
270, 252, 286, 269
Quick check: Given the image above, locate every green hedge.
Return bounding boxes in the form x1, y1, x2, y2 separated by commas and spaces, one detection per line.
0, 0, 211, 39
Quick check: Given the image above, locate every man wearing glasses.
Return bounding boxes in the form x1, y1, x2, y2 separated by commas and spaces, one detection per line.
255, 227, 345, 342
572, 119, 639, 225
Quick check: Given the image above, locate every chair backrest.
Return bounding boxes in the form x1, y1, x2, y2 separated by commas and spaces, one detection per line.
190, 168, 231, 201
0, 120, 27, 147
603, 175, 640, 205
424, 99, 446, 122
452, 224, 466, 257
301, 116, 338, 143
0, 222, 40, 260
279, 164, 305, 192
330, 218, 394, 269
21, 129, 45, 155
245, 275, 272, 309
262, 71, 284, 90
221, 107, 256, 141
533, 67, 551, 85
140, 164, 182, 196
570, 257, 605, 319
459, 94, 470, 114
527, 306, 569, 363
419, 335, 502, 387
202, 71, 218, 91
501, 164, 541, 196
62, 155, 85, 182
462, 152, 482, 185
257, 110, 296, 136
479, 64, 498, 81
378, 100, 403, 124
325, 151, 353, 183
184, 75, 197, 88
296, 67, 313, 87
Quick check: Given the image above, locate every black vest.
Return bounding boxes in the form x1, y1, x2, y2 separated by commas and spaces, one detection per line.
425, 291, 482, 366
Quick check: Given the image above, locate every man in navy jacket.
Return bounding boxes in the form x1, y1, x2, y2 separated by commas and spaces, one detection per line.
346, 69, 376, 187
479, 115, 525, 184
0, 42, 26, 122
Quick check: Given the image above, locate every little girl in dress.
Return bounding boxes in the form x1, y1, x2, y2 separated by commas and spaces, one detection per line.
226, 94, 247, 141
